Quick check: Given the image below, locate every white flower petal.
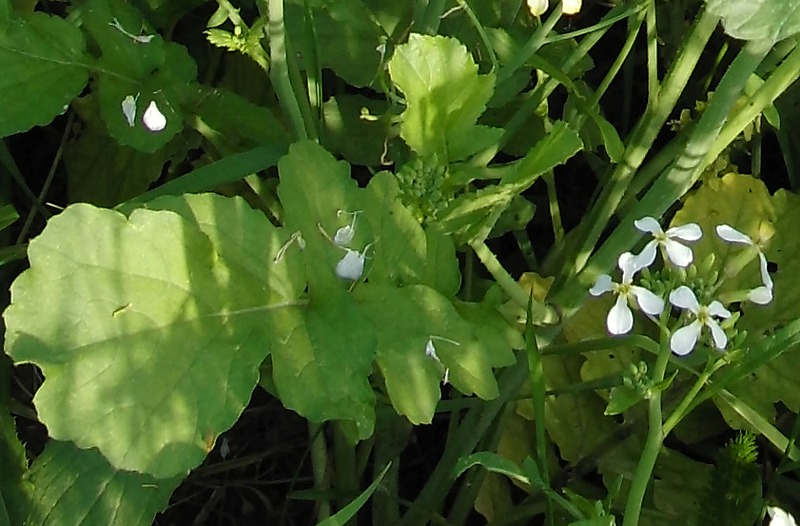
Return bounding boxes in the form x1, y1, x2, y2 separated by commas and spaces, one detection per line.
607, 295, 633, 335
590, 274, 614, 296
707, 300, 732, 319
671, 321, 702, 356
663, 238, 694, 267
748, 286, 773, 305
425, 338, 438, 360
669, 286, 700, 313
667, 223, 702, 241
527, 0, 548, 16
335, 249, 366, 280
334, 225, 355, 246
121, 94, 137, 126
631, 286, 664, 315
758, 252, 774, 289
706, 319, 728, 349
634, 216, 662, 235
562, 0, 581, 14
143, 100, 167, 132
619, 251, 651, 283
633, 241, 658, 271
716, 224, 753, 245
768, 506, 798, 526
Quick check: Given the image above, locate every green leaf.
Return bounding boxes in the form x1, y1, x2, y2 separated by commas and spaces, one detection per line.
121, 144, 288, 207
706, 0, 800, 43
4, 194, 302, 477
286, 0, 385, 88
604, 385, 643, 416
500, 121, 584, 188
0, 358, 31, 526
0, 203, 17, 231
192, 86, 290, 152
0, 11, 89, 137
25, 440, 181, 526
322, 95, 394, 166
454, 451, 528, 482
270, 291, 377, 439
389, 33, 501, 161
64, 111, 168, 206
315, 462, 392, 526
278, 140, 367, 292
83, 0, 196, 152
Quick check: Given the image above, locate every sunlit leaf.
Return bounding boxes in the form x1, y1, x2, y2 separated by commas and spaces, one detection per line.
389, 33, 502, 161
5, 194, 301, 477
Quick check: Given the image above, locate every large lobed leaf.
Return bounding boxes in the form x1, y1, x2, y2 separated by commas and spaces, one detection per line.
4, 193, 303, 478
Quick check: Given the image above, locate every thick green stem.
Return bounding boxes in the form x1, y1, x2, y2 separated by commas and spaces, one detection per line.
308, 423, 331, 520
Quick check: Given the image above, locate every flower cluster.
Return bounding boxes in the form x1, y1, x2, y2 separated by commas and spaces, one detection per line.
590, 217, 773, 356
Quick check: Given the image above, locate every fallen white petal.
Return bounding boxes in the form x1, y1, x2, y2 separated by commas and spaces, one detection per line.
667, 223, 702, 241
335, 249, 366, 280
669, 286, 699, 313
663, 238, 694, 267
631, 286, 664, 315
634, 216, 662, 235
607, 295, 633, 335
121, 94, 137, 127
425, 339, 438, 360
590, 274, 613, 296
143, 100, 167, 132
706, 319, 728, 349
716, 224, 753, 245
670, 322, 702, 356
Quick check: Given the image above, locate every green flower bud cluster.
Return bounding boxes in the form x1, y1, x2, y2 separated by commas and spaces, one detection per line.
394, 156, 454, 224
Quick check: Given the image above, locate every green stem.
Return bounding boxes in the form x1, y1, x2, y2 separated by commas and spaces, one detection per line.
621, 318, 672, 526
309, 423, 331, 521
662, 366, 715, 436
266, 0, 309, 141
470, 240, 559, 324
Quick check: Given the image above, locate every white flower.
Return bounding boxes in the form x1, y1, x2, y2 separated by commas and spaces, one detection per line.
716, 224, 773, 304
562, 0, 582, 15
634, 216, 702, 267
333, 210, 360, 247
143, 101, 167, 132
590, 251, 664, 335
668, 286, 731, 356
768, 506, 798, 526
527, 0, 548, 16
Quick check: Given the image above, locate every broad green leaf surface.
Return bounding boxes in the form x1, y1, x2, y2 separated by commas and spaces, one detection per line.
389, 33, 502, 161
64, 113, 168, 206
25, 440, 181, 526
5, 195, 297, 477
500, 121, 584, 188
192, 86, 290, 153
706, 0, 800, 43
355, 284, 502, 424
0, 11, 89, 137
270, 291, 377, 438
